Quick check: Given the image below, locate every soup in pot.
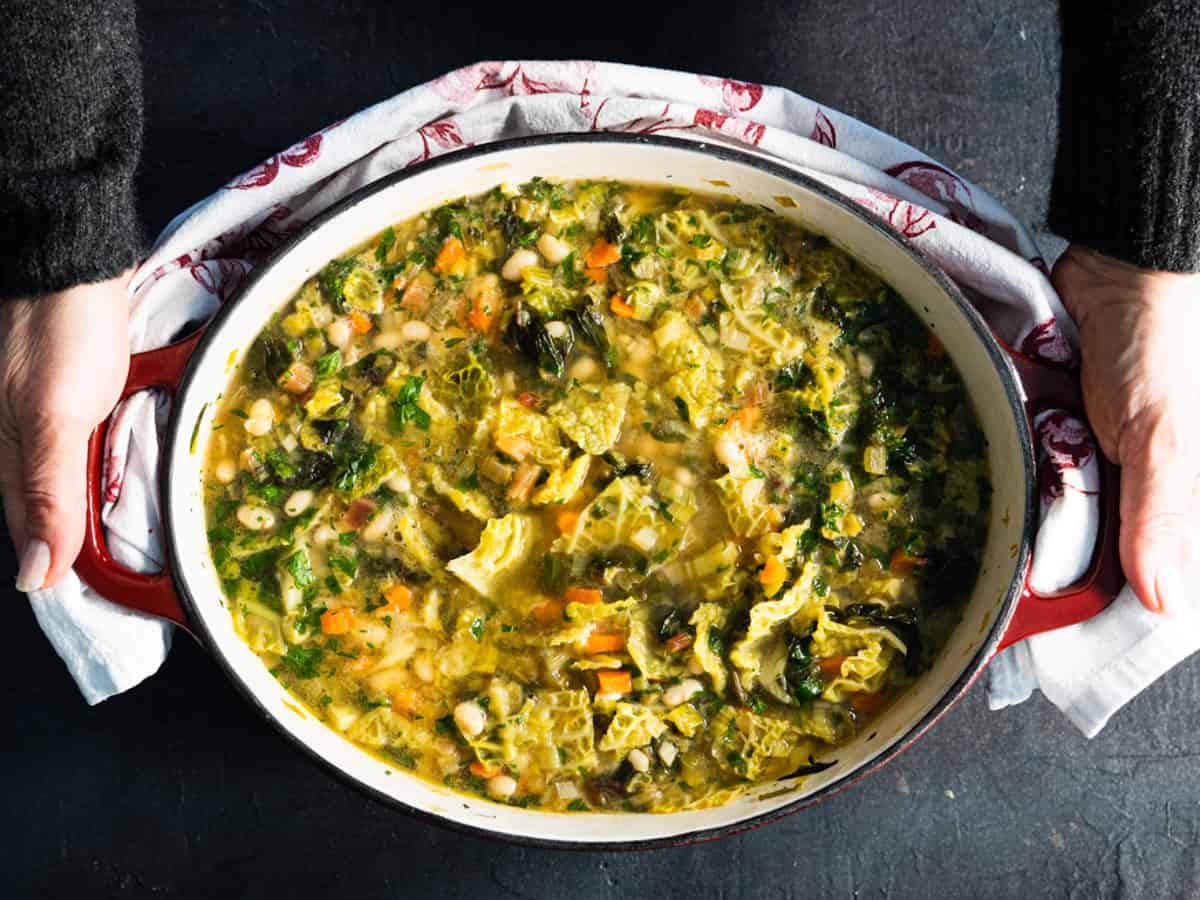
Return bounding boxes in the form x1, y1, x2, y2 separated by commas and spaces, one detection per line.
202, 178, 990, 813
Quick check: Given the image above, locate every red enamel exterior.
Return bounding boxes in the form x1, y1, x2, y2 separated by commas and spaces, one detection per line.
75, 330, 204, 634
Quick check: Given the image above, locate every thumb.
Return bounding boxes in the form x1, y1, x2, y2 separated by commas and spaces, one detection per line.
13, 412, 90, 592
1118, 413, 1195, 614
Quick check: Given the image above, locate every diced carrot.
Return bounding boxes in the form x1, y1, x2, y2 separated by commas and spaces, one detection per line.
565, 586, 603, 606
321, 607, 355, 636
758, 555, 787, 587
609, 295, 636, 319
434, 235, 465, 273
850, 691, 891, 715
532, 599, 565, 626
665, 631, 694, 653
685, 294, 706, 321
381, 583, 412, 613
517, 391, 539, 409
555, 508, 581, 534
278, 362, 314, 395
348, 311, 373, 334
585, 238, 621, 268
340, 497, 376, 531
585, 630, 627, 655
494, 432, 533, 462
506, 461, 543, 503
583, 266, 608, 284
724, 406, 761, 432
596, 669, 633, 695
889, 548, 927, 576
469, 760, 501, 779
926, 334, 946, 360
391, 687, 418, 715
816, 655, 847, 677
467, 289, 500, 333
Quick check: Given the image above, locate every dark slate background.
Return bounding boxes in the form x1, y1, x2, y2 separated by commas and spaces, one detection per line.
5, 1, 1198, 897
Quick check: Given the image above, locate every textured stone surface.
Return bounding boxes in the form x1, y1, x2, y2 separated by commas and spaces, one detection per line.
6, 1, 1196, 896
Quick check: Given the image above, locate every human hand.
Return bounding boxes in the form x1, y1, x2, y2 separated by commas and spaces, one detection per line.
1, 276, 130, 592
1052, 245, 1200, 613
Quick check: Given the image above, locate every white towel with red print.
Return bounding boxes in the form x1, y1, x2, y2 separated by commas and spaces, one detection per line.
24, 61, 1195, 736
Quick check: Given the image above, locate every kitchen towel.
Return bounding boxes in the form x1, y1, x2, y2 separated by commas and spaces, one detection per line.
24, 60, 1194, 735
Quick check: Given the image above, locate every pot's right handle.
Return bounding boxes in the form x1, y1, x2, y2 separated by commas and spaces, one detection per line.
995, 350, 1124, 652
73, 330, 205, 632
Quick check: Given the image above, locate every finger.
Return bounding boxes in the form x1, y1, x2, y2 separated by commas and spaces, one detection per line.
13, 411, 91, 592
0, 442, 27, 554
1118, 413, 1196, 614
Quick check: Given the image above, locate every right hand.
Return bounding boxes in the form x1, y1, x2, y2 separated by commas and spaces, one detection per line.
0, 276, 130, 592
1052, 246, 1200, 613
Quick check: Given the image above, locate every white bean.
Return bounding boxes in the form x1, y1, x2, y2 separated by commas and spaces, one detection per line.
280, 433, 298, 453
412, 653, 434, 684
453, 700, 487, 738
312, 524, 338, 545
537, 232, 570, 264
243, 417, 271, 437
236, 504, 275, 531
360, 506, 395, 543
662, 678, 703, 708
249, 399, 275, 422
501, 248, 539, 281
672, 466, 696, 487
387, 472, 411, 494
284, 490, 313, 517
568, 355, 600, 382
713, 434, 748, 475
657, 741, 678, 767
372, 330, 404, 350
326, 318, 352, 348
627, 748, 651, 773
214, 459, 237, 484
401, 320, 432, 342
545, 320, 568, 340
487, 774, 518, 799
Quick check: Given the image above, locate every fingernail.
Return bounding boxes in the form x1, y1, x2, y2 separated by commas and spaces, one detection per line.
15, 539, 50, 593
1154, 568, 1181, 615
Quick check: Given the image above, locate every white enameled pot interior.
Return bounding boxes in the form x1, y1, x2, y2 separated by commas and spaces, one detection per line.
166, 138, 1030, 845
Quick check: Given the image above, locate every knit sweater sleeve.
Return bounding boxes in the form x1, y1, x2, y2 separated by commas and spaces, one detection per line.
0, 0, 144, 300
1050, 1, 1200, 272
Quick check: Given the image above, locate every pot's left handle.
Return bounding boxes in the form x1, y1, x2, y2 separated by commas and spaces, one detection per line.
74, 329, 205, 631
996, 349, 1124, 652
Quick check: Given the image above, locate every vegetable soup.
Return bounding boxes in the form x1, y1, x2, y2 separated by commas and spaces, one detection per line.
203, 179, 990, 813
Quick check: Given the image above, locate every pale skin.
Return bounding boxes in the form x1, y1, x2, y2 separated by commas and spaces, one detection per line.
0, 250, 1194, 614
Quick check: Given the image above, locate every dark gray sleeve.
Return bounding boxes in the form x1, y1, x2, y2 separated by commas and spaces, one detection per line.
0, 0, 144, 300
1050, 0, 1200, 272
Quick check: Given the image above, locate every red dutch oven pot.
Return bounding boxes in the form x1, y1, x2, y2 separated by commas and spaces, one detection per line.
73, 136, 1121, 849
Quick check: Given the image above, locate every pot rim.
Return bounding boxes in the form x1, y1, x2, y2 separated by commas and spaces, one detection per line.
160, 132, 1036, 850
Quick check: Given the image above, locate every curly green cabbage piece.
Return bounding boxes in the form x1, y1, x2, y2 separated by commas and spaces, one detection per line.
653, 311, 726, 428
441, 354, 497, 409
394, 510, 445, 576
547, 382, 631, 455
551, 598, 638, 647
428, 465, 496, 521
690, 602, 731, 693
730, 560, 823, 703
552, 475, 692, 564
718, 282, 806, 366
495, 397, 569, 468
446, 513, 538, 599
497, 689, 596, 774
598, 702, 668, 751
710, 706, 804, 781
810, 606, 908, 702
627, 606, 684, 681
714, 472, 782, 539
532, 454, 591, 506
668, 540, 741, 600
